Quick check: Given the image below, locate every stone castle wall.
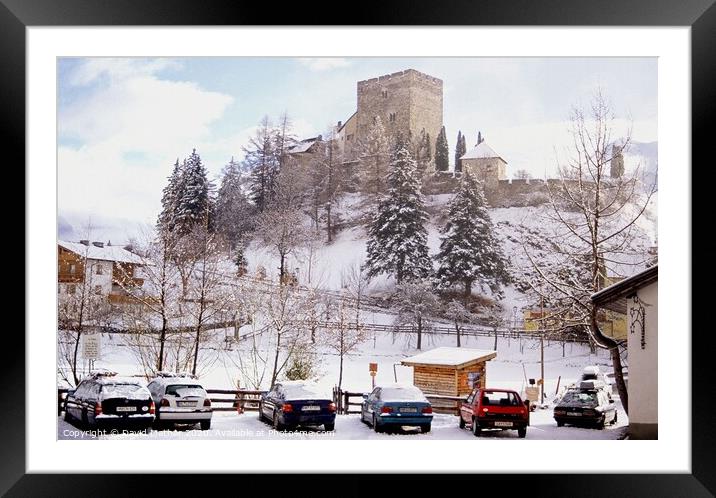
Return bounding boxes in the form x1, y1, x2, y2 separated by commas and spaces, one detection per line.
356, 69, 443, 149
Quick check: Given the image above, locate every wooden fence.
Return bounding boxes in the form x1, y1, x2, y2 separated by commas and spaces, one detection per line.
331, 387, 467, 416
58, 388, 267, 415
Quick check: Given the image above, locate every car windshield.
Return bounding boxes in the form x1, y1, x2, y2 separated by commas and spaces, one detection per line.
381, 387, 427, 402
560, 391, 598, 406
101, 383, 148, 399
166, 384, 205, 397
282, 384, 328, 400
481, 391, 519, 406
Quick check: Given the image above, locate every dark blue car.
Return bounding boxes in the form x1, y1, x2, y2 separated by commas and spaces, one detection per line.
259, 381, 336, 431
361, 384, 433, 433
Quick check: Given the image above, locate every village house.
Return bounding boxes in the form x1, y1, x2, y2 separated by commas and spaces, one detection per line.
591, 264, 658, 440
57, 240, 145, 304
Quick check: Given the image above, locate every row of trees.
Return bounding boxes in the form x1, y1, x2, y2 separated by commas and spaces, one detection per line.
364, 135, 509, 295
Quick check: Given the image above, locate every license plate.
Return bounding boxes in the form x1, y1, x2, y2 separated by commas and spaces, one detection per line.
177, 401, 195, 407
494, 421, 513, 427
567, 412, 582, 416
399, 407, 417, 413
115, 406, 136, 412
301, 405, 321, 412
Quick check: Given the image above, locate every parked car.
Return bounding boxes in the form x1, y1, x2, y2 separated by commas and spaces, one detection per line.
553, 382, 618, 428
458, 387, 530, 438
259, 381, 336, 431
63, 371, 154, 430
361, 384, 433, 433
147, 373, 213, 430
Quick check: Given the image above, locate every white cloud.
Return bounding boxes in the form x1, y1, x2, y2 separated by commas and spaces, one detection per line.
299, 58, 351, 71
67, 58, 182, 87
59, 59, 235, 229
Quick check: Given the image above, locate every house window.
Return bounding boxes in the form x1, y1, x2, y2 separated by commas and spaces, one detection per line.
69, 264, 76, 274
94, 285, 103, 295
67, 285, 76, 295
96, 264, 103, 275
347, 134, 353, 141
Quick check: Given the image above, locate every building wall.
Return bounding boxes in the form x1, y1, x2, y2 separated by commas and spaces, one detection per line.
336, 113, 358, 159
462, 157, 507, 191
355, 69, 443, 153
57, 257, 113, 297
627, 280, 658, 439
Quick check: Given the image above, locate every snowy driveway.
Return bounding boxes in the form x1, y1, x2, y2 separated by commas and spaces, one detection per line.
59, 404, 627, 440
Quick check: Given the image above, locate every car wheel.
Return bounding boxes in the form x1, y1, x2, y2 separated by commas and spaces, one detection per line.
420, 424, 431, 434
324, 422, 335, 432
373, 414, 382, 433
517, 427, 527, 438
556, 420, 564, 427
471, 418, 481, 436
597, 416, 606, 429
200, 419, 211, 431
458, 416, 465, 429
273, 411, 285, 431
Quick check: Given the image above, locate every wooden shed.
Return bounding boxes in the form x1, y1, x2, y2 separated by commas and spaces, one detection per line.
401, 347, 497, 398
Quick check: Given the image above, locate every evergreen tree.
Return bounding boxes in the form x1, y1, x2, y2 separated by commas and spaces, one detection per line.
364, 138, 433, 284
245, 116, 279, 212
215, 157, 254, 248
477, 131, 483, 146
435, 172, 509, 298
412, 128, 431, 175
359, 115, 390, 199
454, 131, 467, 173
157, 158, 185, 238
435, 125, 449, 172
175, 148, 213, 234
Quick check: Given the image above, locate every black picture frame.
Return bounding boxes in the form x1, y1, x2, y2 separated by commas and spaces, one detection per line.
7, 0, 711, 495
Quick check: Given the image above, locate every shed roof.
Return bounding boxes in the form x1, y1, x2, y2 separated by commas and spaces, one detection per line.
59, 240, 144, 265
460, 141, 506, 163
288, 137, 320, 154
591, 264, 658, 314
401, 347, 497, 369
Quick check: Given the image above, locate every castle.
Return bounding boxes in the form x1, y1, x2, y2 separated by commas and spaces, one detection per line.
335, 69, 443, 165
290, 69, 635, 207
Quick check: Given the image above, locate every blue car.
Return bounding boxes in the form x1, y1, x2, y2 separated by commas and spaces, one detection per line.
259, 381, 336, 431
361, 384, 433, 433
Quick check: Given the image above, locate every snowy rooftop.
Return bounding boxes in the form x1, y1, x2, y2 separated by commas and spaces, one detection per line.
288, 138, 319, 154
59, 240, 145, 265
401, 347, 497, 368
460, 141, 506, 163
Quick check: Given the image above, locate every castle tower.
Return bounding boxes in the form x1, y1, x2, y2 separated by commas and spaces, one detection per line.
460, 140, 508, 191
354, 69, 443, 154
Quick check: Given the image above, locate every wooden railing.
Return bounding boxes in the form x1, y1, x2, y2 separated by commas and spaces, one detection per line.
332, 387, 467, 416
58, 387, 267, 415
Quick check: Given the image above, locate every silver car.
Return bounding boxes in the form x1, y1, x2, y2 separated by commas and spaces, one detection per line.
147, 374, 212, 430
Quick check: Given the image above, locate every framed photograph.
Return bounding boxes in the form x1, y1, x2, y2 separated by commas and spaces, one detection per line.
9, 0, 710, 494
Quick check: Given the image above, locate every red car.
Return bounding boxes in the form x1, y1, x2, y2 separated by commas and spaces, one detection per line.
458, 388, 530, 438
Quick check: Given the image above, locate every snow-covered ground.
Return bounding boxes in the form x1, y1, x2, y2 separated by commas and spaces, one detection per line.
59, 406, 627, 440
59, 324, 627, 440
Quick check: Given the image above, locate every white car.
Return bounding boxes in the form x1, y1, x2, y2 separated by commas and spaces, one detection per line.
147, 373, 212, 430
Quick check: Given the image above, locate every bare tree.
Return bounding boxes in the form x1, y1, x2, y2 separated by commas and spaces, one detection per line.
255, 205, 310, 285
444, 299, 474, 347
514, 169, 532, 180
265, 284, 308, 387
114, 233, 182, 373
526, 89, 656, 414
393, 281, 440, 350
58, 225, 114, 386
322, 298, 366, 390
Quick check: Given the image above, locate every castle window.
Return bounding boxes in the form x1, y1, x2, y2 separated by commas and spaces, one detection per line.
389, 112, 396, 123
382, 90, 388, 98
372, 116, 377, 125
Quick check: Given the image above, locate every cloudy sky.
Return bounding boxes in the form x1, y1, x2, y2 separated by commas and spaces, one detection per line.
58, 57, 657, 240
